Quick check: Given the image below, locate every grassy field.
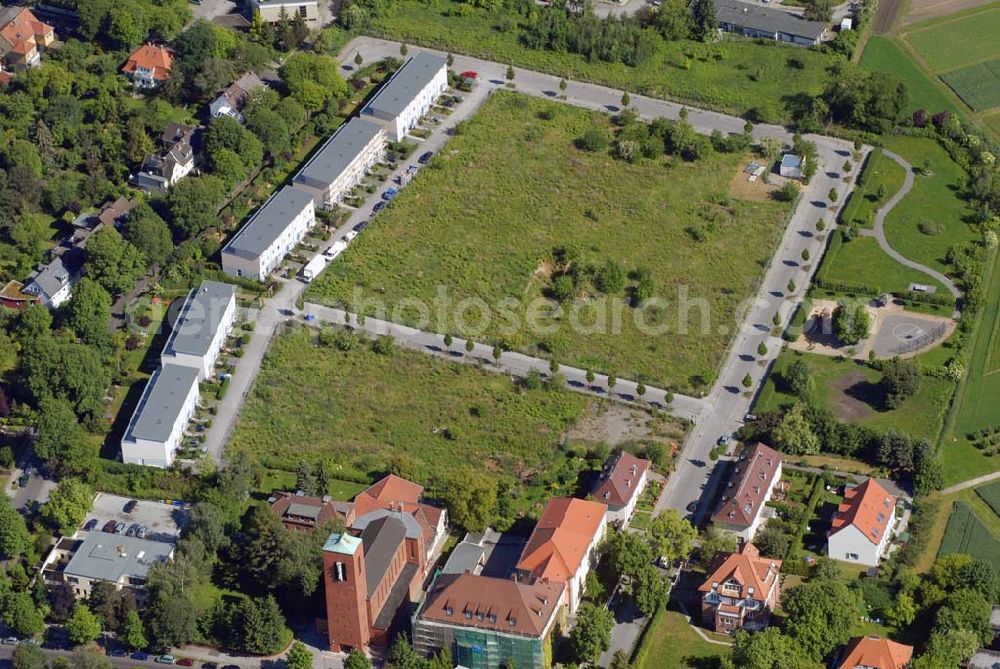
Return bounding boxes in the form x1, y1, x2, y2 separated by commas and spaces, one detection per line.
904, 5, 1000, 73
228, 326, 685, 515
307, 92, 792, 391
366, 0, 838, 124
881, 136, 978, 275
859, 37, 960, 115
940, 250, 1000, 485
754, 350, 955, 443
937, 501, 1000, 574
633, 608, 727, 669
941, 60, 1000, 111
985, 112, 1000, 136
974, 481, 1000, 518
815, 230, 948, 296
839, 149, 908, 230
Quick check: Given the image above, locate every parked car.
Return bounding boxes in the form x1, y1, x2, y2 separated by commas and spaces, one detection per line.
372, 201, 386, 214
114, 522, 126, 534
131, 652, 150, 661
110, 648, 127, 657
177, 659, 195, 667
744, 413, 757, 422
155, 654, 176, 664
137, 525, 148, 539
717, 435, 731, 447
344, 230, 358, 242
3, 637, 18, 644
353, 221, 369, 233
18, 470, 29, 487
382, 187, 399, 201
418, 151, 434, 164
123, 499, 138, 513
83, 518, 98, 531
102, 520, 117, 533
126, 523, 140, 537
201, 663, 218, 669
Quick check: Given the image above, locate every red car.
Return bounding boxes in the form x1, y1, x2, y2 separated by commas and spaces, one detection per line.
459, 70, 478, 80
176, 659, 195, 667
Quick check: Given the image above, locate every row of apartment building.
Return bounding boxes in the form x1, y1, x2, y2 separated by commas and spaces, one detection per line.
220, 51, 449, 281
119, 280, 237, 467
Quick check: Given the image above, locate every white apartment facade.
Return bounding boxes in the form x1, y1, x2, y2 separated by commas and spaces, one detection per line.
251, 0, 319, 23
827, 479, 897, 567
120, 364, 200, 468
362, 52, 448, 141
221, 186, 315, 280
293, 118, 387, 209
160, 280, 237, 379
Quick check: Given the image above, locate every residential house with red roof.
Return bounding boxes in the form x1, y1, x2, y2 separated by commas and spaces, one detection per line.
122, 43, 174, 89
827, 478, 897, 566
592, 450, 651, 527
412, 573, 565, 669
698, 542, 781, 634
0, 7, 54, 74
515, 497, 606, 615
322, 475, 447, 652
836, 635, 913, 669
711, 443, 782, 540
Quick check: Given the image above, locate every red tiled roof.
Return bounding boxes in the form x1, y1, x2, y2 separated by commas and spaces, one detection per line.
420, 573, 565, 638
593, 451, 650, 509
830, 479, 895, 545
0, 8, 52, 57
698, 542, 781, 599
351, 475, 439, 548
837, 635, 913, 669
711, 443, 782, 530
122, 43, 174, 81
517, 498, 606, 584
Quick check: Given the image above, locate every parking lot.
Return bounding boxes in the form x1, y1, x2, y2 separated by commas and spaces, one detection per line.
85, 492, 189, 545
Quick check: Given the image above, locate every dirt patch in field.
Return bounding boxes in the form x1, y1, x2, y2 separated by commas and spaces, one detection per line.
729, 161, 780, 201
531, 259, 554, 282
566, 401, 686, 446
901, 0, 999, 25
873, 0, 903, 33
829, 372, 880, 421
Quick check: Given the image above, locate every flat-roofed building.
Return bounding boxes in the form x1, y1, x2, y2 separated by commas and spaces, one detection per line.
121, 364, 200, 468
293, 118, 386, 209
221, 186, 315, 280
715, 0, 828, 45
160, 280, 237, 379
362, 52, 448, 141
250, 0, 318, 23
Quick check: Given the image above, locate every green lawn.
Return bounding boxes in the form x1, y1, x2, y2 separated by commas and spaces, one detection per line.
754, 349, 955, 443
881, 136, 978, 275
840, 149, 908, 230
633, 608, 727, 669
974, 481, 1000, 519
257, 469, 368, 501
903, 5, 1000, 73
228, 326, 671, 515
985, 112, 1000, 136
366, 0, 839, 124
937, 501, 1000, 575
307, 92, 792, 392
859, 37, 960, 115
941, 60, 1000, 111
815, 230, 948, 296
940, 250, 1000, 485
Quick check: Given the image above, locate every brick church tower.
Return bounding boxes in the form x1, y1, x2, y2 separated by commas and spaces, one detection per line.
322, 532, 370, 652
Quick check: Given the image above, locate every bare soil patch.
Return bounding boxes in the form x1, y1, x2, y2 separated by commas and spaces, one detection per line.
829, 372, 879, 421
566, 401, 687, 447
729, 164, 780, 201
901, 0, 999, 26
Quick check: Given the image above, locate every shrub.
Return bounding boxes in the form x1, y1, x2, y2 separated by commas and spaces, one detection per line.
918, 221, 944, 236
578, 127, 608, 152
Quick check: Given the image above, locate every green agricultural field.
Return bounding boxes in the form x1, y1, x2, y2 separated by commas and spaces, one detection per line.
859, 37, 959, 115
985, 112, 1000, 137
881, 136, 978, 275
941, 60, 1000, 112
974, 481, 1000, 519
937, 501, 1000, 575
815, 230, 948, 297
228, 327, 685, 515
308, 92, 792, 391
754, 350, 954, 443
367, 0, 837, 123
904, 5, 1000, 73
839, 149, 908, 230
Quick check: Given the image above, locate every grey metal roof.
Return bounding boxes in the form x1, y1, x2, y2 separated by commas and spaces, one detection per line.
715, 0, 827, 40
294, 118, 384, 190
163, 280, 235, 359
123, 364, 199, 444
359, 515, 407, 597
781, 154, 803, 168
365, 52, 447, 119
63, 531, 174, 584
286, 503, 320, 520
222, 185, 314, 259
441, 542, 487, 575
354, 508, 422, 539
373, 561, 418, 630
23, 247, 85, 300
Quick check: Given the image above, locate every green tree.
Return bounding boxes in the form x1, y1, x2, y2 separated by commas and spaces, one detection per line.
246, 108, 291, 158
742, 373, 752, 388
0, 494, 30, 559
570, 603, 613, 664
287, 642, 313, 669
11, 642, 46, 669
887, 591, 916, 628
70, 650, 111, 669
621, 91, 630, 108
167, 175, 227, 238
648, 509, 696, 562
934, 588, 993, 646
783, 578, 862, 661
439, 471, 497, 532
833, 302, 871, 345
492, 344, 502, 363
65, 278, 112, 346
757, 341, 767, 357
728, 628, 805, 669
773, 402, 820, 455
606, 531, 654, 581
121, 205, 173, 271
586, 369, 596, 384
33, 396, 87, 464
85, 227, 146, 296
579, 127, 608, 152
464, 338, 475, 358
691, 0, 719, 40
66, 601, 102, 645
122, 609, 148, 650
784, 359, 812, 397
239, 595, 287, 654
345, 650, 372, 669
279, 52, 348, 112
41, 478, 94, 535
632, 564, 670, 617
609, 649, 632, 669
505, 64, 515, 81
636, 382, 646, 398
296, 460, 314, 495
913, 628, 979, 669
880, 356, 921, 409
1, 591, 45, 637
651, 0, 693, 40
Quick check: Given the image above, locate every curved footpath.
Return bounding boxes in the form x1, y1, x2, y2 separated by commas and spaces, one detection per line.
860, 149, 962, 299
